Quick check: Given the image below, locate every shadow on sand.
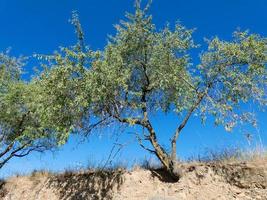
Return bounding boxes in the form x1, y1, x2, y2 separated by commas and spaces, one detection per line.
47, 169, 124, 200
149, 168, 178, 183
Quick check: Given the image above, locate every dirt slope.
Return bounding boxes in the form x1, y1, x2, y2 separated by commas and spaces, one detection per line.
1, 158, 267, 200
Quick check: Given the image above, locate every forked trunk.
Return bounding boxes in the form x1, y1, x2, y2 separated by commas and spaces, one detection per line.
153, 145, 182, 181
146, 123, 182, 181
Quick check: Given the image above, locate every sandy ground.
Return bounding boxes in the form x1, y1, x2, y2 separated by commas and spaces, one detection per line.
1, 158, 267, 200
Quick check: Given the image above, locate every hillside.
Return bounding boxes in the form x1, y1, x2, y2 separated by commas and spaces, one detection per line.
1, 157, 267, 200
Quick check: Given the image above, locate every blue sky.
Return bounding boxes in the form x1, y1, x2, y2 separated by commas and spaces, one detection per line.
0, 0, 266, 177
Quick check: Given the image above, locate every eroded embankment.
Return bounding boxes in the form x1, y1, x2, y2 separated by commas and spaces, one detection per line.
1, 157, 267, 200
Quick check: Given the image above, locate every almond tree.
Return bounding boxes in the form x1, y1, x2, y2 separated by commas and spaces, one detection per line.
83, 1, 266, 179
38, 1, 266, 180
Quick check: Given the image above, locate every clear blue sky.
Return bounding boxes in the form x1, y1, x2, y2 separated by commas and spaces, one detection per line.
0, 0, 266, 177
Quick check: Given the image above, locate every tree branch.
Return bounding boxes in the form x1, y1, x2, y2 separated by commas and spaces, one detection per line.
0, 143, 14, 158
134, 132, 156, 154
83, 116, 111, 136
170, 64, 224, 161
0, 111, 30, 160
0, 141, 31, 169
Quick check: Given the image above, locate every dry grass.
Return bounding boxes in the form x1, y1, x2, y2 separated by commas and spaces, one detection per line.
1, 147, 266, 200
188, 146, 267, 164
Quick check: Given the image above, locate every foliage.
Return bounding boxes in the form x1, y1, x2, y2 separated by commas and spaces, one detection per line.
33, 11, 110, 141
0, 40, 91, 168
1, 0, 266, 180
73, 1, 266, 179
198, 31, 267, 130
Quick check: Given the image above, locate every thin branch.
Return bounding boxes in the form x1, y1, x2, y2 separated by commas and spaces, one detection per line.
135, 133, 156, 154
83, 116, 110, 136
0, 111, 30, 159
112, 114, 144, 126
0, 142, 14, 158
170, 63, 225, 160
0, 142, 30, 169
13, 144, 46, 157
102, 137, 133, 169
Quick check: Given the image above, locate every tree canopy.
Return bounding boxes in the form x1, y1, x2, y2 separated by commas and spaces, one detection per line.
0, 46, 86, 168
74, 1, 266, 179
0, 51, 47, 168
0, 1, 266, 179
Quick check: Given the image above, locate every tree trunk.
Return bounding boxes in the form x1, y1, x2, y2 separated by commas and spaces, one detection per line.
145, 122, 182, 181
152, 141, 182, 181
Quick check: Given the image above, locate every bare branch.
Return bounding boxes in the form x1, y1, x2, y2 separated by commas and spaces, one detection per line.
135, 133, 156, 154
82, 116, 111, 136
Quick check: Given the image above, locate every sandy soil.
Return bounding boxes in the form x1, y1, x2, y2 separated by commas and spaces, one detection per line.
1, 157, 267, 200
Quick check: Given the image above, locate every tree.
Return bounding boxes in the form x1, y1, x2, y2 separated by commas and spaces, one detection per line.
82, 1, 266, 179
0, 51, 44, 168
35, 1, 267, 180
0, 46, 88, 168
